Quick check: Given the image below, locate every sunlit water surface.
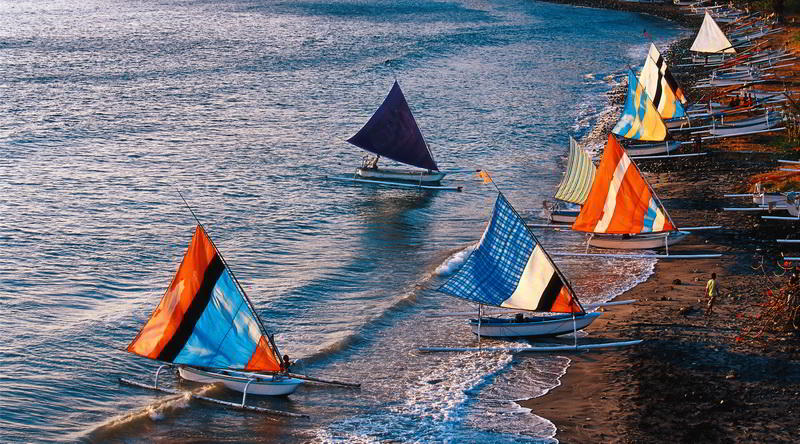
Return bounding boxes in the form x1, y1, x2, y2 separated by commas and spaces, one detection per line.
0, 0, 682, 442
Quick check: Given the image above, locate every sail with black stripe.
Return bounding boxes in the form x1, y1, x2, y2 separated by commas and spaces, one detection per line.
639, 44, 686, 119
647, 44, 686, 105
439, 193, 583, 314
127, 225, 283, 372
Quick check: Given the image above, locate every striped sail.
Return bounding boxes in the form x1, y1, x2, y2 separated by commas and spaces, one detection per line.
648, 44, 686, 105
440, 193, 583, 313
127, 225, 282, 372
639, 45, 686, 119
690, 12, 735, 54
572, 134, 675, 234
612, 70, 667, 142
554, 136, 596, 205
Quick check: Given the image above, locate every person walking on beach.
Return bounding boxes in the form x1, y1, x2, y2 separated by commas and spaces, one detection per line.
705, 273, 720, 316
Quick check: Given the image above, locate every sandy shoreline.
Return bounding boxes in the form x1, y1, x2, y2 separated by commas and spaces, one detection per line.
522, 3, 800, 443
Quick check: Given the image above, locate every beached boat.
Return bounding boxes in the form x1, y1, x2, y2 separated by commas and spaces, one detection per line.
124, 224, 304, 399
329, 81, 460, 191
545, 136, 596, 224
572, 135, 697, 251
427, 191, 638, 349
639, 43, 687, 120
467, 312, 603, 338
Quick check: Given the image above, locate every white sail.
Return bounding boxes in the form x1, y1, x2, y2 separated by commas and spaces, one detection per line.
690, 12, 735, 54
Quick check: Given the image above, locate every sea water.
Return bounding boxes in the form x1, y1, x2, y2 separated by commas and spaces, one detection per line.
0, 0, 681, 442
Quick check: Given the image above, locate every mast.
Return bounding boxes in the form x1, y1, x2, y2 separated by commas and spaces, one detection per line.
178, 191, 284, 365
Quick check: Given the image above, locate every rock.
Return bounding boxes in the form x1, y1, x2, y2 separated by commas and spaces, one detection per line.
673, 278, 682, 285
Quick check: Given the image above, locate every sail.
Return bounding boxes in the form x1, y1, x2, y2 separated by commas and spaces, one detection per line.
572, 134, 676, 234
553, 136, 596, 205
612, 70, 667, 141
647, 44, 687, 105
127, 225, 282, 372
439, 193, 582, 313
347, 81, 439, 171
639, 45, 686, 119
690, 12, 735, 54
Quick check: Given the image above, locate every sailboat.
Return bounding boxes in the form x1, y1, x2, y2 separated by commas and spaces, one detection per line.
438, 192, 601, 338
571, 134, 688, 250
125, 224, 305, 398
691, 11, 737, 58
613, 70, 680, 157
330, 81, 462, 191
639, 43, 687, 122
546, 136, 596, 224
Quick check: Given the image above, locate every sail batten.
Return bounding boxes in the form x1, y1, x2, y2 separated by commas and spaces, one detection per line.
347, 81, 439, 171
612, 70, 667, 141
690, 12, 736, 54
639, 44, 686, 119
439, 193, 582, 314
128, 225, 282, 372
554, 136, 596, 205
572, 135, 675, 234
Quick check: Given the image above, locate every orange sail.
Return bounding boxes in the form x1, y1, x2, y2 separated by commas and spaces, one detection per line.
572, 135, 675, 234
127, 225, 282, 372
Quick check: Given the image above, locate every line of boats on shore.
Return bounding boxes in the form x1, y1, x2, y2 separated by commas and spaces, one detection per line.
119, 5, 796, 416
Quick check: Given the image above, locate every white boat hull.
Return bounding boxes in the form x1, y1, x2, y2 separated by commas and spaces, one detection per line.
625, 140, 682, 156
178, 366, 303, 396
550, 210, 578, 224
588, 231, 690, 250
356, 167, 445, 184
468, 312, 602, 338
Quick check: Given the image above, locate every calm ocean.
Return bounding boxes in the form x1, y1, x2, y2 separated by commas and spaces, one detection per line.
0, 0, 681, 441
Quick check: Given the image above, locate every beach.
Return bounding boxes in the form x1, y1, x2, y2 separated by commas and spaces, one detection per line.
524, 6, 800, 442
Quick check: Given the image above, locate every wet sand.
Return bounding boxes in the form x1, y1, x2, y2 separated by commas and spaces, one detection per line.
523, 5, 800, 443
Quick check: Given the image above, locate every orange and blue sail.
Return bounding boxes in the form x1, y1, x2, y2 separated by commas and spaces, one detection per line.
127, 225, 282, 372
439, 193, 582, 314
572, 134, 675, 234
612, 70, 667, 141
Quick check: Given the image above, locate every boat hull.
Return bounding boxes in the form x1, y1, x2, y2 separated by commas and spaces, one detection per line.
550, 210, 578, 224
178, 366, 303, 396
356, 167, 445, 184
468, 312, 602, 338
588, 231, 690, 250
625, 140, 682, 156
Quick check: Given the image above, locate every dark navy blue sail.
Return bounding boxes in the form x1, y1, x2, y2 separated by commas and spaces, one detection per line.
347, 81, 439, 171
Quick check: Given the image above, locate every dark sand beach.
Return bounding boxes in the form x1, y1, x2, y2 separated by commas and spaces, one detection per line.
524, 4, 800, 442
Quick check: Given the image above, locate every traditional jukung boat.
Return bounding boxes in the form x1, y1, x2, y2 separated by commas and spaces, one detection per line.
329, 81, 461, 191
441, 192, 598, 338
121, 219, 360, 413
423, 191, 640, 351
690, 11, 737, 61
545, 136, 596, 224
639, 43, 687, 121
614, 70, 678, 158
124, 224, 304, 399
571, 134, 692, 251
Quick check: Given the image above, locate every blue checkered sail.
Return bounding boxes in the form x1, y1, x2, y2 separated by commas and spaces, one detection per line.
439, 194, 582, 313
